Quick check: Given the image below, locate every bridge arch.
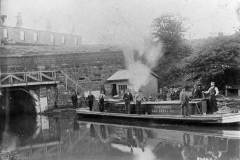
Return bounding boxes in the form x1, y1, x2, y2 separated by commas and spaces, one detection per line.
3, 88, 39, 116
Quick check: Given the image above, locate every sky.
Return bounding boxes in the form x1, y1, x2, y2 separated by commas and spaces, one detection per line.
4, 0, 240, 44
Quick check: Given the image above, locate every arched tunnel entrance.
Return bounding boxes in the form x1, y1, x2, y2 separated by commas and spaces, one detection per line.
0, 88, 38, 116
0, 88, 38, 149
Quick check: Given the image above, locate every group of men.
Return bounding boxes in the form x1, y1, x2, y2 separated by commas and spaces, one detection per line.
180, 81, 219, 116
158, 87, 181, 101
123, 81, 220, 116
73, 81, 219, 116
123, 89, 146, 114
71, 91, 105, 112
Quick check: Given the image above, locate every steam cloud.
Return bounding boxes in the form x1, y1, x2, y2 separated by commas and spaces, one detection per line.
123, 39, 162, 92
236, 2, 240, 21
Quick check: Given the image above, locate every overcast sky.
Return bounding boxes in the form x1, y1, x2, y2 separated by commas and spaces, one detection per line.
5, 0, 240, 44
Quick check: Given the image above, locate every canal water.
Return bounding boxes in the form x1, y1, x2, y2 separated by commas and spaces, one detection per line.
0, 112, 239, 160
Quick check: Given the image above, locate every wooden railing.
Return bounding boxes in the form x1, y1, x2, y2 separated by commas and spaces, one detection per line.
0, 70, 59, 88
58, 70, 81, 92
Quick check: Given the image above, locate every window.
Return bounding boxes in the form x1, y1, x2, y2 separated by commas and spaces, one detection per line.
33, 32, 38, 42
3, 28, 8, 38
118, 85, 127, 94
20, 31, 25, 40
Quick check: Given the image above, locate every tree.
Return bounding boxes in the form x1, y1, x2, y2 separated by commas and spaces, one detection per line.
151, 14, 192, 87
152, 14, 186, 55
185, 34, 240, 90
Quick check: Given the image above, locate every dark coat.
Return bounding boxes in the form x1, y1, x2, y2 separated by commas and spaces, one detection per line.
192, 88, 202, 99
71, 94, 78, 103
123, 92, 133, 103
87, 94, 95, 105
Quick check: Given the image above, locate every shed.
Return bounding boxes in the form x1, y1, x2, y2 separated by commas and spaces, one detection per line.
225, 85, 240, 97
106, 69, 160, 97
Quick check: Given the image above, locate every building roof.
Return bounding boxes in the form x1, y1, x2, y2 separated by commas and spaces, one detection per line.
106, 69, 160, 81
107, 70, 130, 81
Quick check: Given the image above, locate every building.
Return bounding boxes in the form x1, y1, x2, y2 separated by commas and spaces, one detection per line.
106, 69, 160, 97
0, 26, 81, 47
225, 69, 240, 97
225, 85, 240, 97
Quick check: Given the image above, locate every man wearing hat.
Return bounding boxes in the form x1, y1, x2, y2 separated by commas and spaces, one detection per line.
192, 83, 202, 99
179, 86, 190, 116
135, 90, 144, 114
123, 89, 133, 114
203, 82, 219, 114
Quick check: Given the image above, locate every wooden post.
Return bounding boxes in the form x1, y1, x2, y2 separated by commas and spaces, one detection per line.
55, 84, 58, 108
39, 71, 42, 81
10, 75, 13, 85
225, 86, 228, 97
25, 71, 28, 86
0, 69, 1, 95
65, 76, 68, 90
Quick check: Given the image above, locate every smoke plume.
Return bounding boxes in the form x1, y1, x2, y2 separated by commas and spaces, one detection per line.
123, 39, 162, 92
236, 2, 240, 21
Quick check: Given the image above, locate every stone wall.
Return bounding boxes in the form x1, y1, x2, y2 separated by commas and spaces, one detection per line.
0, 45, 125, 108
0, 46, 125, 93
37, 85, 58, 112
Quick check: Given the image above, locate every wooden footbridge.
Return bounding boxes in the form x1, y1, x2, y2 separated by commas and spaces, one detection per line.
0, 69, 81, 99
0, 70, 59, 88
0, 70, 81, 112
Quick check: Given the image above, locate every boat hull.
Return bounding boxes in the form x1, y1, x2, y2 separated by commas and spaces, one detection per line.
76, 108, 240, 126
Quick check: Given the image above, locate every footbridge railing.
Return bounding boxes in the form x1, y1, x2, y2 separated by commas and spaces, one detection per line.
0, 70, 59, 88
58, 70, 81, 92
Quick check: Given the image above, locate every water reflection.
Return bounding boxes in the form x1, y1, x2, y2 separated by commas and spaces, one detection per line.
0, 113, 239, 160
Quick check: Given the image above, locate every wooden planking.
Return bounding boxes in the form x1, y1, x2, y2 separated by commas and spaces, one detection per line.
116, 101, 181, 105
77, 109, 217, 121
76, 108, 240, 124
116, 101, 201, 105
0, 81, 59, 88
115, 100, 203, 115
220, 113, 240, 123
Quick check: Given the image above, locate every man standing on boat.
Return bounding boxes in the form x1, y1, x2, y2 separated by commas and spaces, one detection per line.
71, 91, 78, 108
99, 92, 105, 112
135, 90, 144, 114
180, 86, 190, 116
123, 89, 133, 114
87, 91, 95, 111
192, 84, 202, 99
203, 82, 219, 114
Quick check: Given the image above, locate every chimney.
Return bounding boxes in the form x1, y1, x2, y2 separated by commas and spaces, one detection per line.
16, 12, 23, 27
0, 0, 7, 26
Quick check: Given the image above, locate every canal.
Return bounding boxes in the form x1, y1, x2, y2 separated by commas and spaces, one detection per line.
0, 112, 239, 160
